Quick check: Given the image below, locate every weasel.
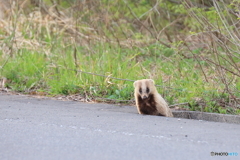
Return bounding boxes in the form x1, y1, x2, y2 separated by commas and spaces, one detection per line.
133, 79, 173, 117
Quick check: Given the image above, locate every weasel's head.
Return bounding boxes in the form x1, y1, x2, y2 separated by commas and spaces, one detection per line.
133, 79, 155, 99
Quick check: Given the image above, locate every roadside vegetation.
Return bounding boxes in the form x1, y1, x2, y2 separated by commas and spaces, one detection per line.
0, 0, 239, 114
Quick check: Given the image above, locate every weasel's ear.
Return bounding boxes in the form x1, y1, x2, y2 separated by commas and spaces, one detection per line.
149, 79, 155, 84
133, 80, 138, 88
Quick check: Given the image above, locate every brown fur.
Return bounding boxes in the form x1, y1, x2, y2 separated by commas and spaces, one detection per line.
133, 79, 173, 117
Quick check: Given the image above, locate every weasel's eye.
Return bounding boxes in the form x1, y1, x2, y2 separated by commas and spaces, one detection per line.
146, 87, 149, 93
139, 88, 142, 93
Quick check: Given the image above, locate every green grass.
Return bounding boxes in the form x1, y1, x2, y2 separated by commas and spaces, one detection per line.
0, 1, 239, 115
1, 40, 239, 114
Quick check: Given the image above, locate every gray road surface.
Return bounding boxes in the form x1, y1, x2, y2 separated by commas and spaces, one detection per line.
0, 93, 239, 160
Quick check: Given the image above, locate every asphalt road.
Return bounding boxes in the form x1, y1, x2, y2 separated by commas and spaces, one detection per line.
0, 93, 239, 160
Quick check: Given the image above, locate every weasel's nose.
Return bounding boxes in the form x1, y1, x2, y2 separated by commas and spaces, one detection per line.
142, 95, 148, 99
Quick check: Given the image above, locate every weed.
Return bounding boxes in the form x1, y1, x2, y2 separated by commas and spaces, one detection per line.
0, 0, 239, 114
